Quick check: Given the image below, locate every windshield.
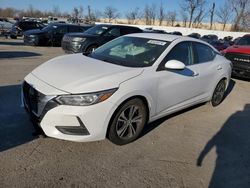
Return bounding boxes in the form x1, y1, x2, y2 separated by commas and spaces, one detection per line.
237, 36, 250, 46
90, 36, 170, 67
84, 25, 110, 35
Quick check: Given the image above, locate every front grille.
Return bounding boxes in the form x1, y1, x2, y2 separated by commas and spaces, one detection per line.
23, 81, 40, 114
23, 81, 59, 124
63, 35, 72, 42
24, 35, 34, 43
225, 52, 250, 68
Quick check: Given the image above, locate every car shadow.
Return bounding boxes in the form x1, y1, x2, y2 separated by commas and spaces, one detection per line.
197, 104, 250, 188
0, 41, 24, 46
140, 79, 235, 139
140, 103, 205, 138
224, 79, 235, 98
0, 51, 41, 59
0, 84, 37, 152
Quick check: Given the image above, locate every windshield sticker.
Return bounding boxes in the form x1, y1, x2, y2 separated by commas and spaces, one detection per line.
147, 40, 166, 46
102, 27, 108, 30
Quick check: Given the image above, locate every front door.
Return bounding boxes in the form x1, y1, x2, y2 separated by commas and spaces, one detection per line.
156, 42, 203, 114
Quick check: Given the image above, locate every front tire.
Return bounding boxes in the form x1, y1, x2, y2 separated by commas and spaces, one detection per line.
108, 98, 147, 145
211, 79, 226, 107
86, 45, 98, 53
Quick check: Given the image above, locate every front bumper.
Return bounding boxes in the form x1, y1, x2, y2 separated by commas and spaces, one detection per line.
225, 52, 250, 79
22, 80, 117, 142
232, 66, 250, 79
61, 41, 82, 53
23, 35, 39, 46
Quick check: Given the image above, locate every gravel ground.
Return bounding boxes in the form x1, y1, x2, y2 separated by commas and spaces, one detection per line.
0, 38, 250, 188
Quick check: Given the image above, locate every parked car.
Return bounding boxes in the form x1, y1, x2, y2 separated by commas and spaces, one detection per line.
143, 28, 167, 34
233, 37, 241, 45
169, 31, 182, 36
210, 40, 230, 51
201, 34, 218, 44
223, 34, 250, 79
61, 24, 143, 53
22, 33, 232, 145
0, 18, 13, 33
188, 33, 201, 39
10, 20, 44, 39
23, 23, 92, 46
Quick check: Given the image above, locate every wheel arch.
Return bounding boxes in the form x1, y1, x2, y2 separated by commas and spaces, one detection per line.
105, 95, 150, 138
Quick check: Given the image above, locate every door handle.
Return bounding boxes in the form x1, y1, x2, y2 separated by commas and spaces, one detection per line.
192, 71, 199, 77
217, 66, 222, 70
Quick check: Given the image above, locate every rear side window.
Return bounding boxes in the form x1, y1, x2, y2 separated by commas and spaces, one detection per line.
193, 42, 215, 63
121, 27, 142, 35
164, 42, 194, 66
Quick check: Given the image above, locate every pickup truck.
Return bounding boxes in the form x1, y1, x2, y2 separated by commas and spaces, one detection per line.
223, 34, 250, 79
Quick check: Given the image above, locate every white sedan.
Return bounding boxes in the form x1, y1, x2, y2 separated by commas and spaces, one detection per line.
22, 33, 232, 145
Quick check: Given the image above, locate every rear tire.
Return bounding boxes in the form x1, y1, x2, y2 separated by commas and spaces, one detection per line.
211, 79, 226, 107
108, 98, 147, 145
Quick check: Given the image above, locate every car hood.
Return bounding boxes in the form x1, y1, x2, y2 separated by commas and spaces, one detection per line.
24, 29, 45, 35
30, 54, 143, 94
65, 32, 98, 38
224, 45, 250, 54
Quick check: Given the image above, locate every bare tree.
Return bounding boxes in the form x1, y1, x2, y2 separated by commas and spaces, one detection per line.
209, 3, 215, 29
0, 7, 16, 17
180, 0, 206, 28
144, 5, 151, 25
103, 6, 119, 23
72, 7, 79, 18
144, 4, 157, 25
181, 12, 188, 27
192, 2, 206, 28
85, 5, 98, 23
216, 2, 231, 31
79, 6, 84, 18
52, 5, 61, 17
230, 0, 250, 31
158, 2, 165, 26
166, 11, 177, 26
26, 4, 35, 17
126, 7, 141, 24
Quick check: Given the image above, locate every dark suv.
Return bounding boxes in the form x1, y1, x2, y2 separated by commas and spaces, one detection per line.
61, 24, 143, 53
10, 20, 44, 39
23, 23, 92, 46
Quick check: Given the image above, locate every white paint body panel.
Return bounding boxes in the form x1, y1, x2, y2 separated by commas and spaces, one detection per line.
23, 34, 232, 142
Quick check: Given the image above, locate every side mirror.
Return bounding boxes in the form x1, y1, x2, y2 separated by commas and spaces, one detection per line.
164, 60, 185, 70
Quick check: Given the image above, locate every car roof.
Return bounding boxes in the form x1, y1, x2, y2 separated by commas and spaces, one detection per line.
126, 33, 182, 42
97, 24, 141, 29
51, 23, 82, 27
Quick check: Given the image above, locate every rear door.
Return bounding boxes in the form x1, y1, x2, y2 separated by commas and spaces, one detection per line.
52, 25, 67, 46
192, 42, 219, 96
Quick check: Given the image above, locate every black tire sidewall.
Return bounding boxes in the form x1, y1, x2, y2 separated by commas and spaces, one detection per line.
211, 80, 226, 107
86, 45, 98, 53
108, 98, 147, 145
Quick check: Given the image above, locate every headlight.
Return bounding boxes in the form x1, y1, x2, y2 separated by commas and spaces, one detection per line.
72, 37, 86, 42
55, 88, 118, 106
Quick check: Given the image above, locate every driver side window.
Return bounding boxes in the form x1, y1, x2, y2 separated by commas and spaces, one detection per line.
164, 42, 194, 66
54, 26, 67, 35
